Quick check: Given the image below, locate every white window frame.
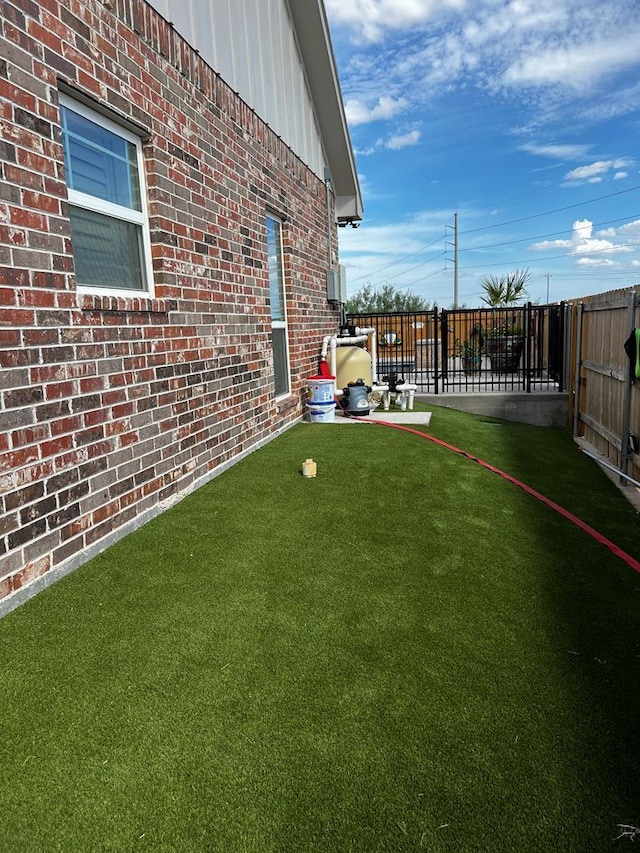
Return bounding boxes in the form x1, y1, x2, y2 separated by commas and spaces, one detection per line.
266, 213, 291, 398
59, 92, 154, 297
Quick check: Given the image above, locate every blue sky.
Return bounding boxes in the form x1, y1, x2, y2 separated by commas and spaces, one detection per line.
324, 0, 640, 306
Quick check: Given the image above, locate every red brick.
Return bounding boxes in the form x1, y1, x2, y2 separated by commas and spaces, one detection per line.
10, 425, 49, 447
0, 267, 30, 287
18, 288, 58, 308
0, 307, 35, 326
0, 288, 18, 306
39, 435, 74, 458
10, 556, 50, 590
44, 381, 75, 400
0, 445, 40, 471
79, 376, 106, 394
9, 206, 48, 230
21, 191, 61, 215
0, 0, 341, 607
4, 163, 45, 191
50, 415, 82, 436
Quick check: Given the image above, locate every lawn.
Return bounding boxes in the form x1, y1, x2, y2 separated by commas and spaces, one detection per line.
2, 405, 640, 852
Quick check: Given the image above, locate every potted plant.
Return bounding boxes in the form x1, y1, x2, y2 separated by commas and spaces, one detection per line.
484, 321, 524, 373
478, 268, 529, 374
454, 338, 483, 375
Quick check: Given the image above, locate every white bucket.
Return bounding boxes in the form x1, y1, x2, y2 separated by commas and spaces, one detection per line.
306, 375, 336, 404
306, 400, 337, 423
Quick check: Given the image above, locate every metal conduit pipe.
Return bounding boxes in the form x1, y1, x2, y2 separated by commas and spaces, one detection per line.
579, 447, 640, 490
354, 327, 378, 384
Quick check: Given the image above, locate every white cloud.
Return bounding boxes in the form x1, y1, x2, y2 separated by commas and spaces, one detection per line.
572, 219, 592, 241
328, 0, 640, 132
576, 258, 620, 267
344, 96, 408, 126
613, 171, 628, 180
619, 219, 640, 236
572, 237, 631, 254
529, 218, 634, 257
519, 142, 592, 160
324, 0, 466, 43
354, 128, 422, 154
580, 79, 640, 123
564, 158, 633, 183
529, 239, 572, 251
503, 33, 640, 92
571, 218, 632, 255
386, 129, 422, 149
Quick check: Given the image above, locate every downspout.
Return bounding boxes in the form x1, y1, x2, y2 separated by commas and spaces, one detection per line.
324, 166, 334, 269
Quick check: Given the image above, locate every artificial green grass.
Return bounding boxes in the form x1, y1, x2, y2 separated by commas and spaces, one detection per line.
2, 406, 640, 852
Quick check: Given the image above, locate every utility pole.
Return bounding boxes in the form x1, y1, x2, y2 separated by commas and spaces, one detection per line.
445, 212, 459, 306
545, 273, 552, 303
453, 212, 459, 307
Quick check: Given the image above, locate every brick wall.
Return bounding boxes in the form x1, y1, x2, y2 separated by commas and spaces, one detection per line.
0, 0, 342, 612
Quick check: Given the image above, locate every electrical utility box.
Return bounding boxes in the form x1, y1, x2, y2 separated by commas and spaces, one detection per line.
326, 265, 347, 304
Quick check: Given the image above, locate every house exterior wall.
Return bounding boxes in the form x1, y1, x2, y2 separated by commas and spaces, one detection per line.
145, 0, 328, 182
0, 0, 343, 613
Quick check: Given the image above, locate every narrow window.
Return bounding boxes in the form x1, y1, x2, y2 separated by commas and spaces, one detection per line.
266, 214, 291, 397
59, 93, 153, 294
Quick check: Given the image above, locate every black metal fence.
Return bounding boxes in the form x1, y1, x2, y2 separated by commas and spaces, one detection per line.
346, 304, 567, 393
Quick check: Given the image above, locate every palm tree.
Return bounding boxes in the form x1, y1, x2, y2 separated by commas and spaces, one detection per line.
480, 269, 530, 374
480, 269, 531, 306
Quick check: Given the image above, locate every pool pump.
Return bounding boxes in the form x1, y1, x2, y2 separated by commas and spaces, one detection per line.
342, 378, 372, 416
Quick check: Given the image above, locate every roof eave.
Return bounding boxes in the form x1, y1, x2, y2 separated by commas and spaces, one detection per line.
288, 0, 363, 222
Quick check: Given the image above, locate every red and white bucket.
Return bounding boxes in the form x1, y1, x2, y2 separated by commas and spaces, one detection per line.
306, 375, 336, 404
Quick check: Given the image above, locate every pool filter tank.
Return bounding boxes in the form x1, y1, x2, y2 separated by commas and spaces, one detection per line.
335, 344, 372, 388
342, 379, 371, 416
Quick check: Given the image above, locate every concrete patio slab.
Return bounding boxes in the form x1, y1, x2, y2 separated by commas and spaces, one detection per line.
306, 411, 433, 426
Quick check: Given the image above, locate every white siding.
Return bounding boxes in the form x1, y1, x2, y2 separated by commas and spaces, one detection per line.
147, 0, 326, 179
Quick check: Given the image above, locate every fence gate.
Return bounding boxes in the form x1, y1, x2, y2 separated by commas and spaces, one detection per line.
346, 304, 566, 394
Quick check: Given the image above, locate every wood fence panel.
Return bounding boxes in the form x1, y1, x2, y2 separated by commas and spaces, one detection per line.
567, 287, 640, 485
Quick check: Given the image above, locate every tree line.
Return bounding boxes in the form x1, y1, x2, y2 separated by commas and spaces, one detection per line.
345, 270, 531, 313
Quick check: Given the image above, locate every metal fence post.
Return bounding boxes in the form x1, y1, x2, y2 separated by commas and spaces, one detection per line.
558, 302, 565, 393
572, 303, 583, 439
620, 290, 637, 483
525, 302, 531, 393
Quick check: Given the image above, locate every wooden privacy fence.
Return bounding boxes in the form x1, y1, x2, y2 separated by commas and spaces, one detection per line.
567, 287, 640, 487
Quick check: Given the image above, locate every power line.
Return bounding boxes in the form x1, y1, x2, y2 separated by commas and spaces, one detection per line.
362, 252, 447, 291
347, 215, 451, 284
459, 236, 640, 273
349, 208, 640, 289
459, 184, 640, 236
458, 212, 640, 254
392, 263, 450, 292
346, 190, 640, 292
